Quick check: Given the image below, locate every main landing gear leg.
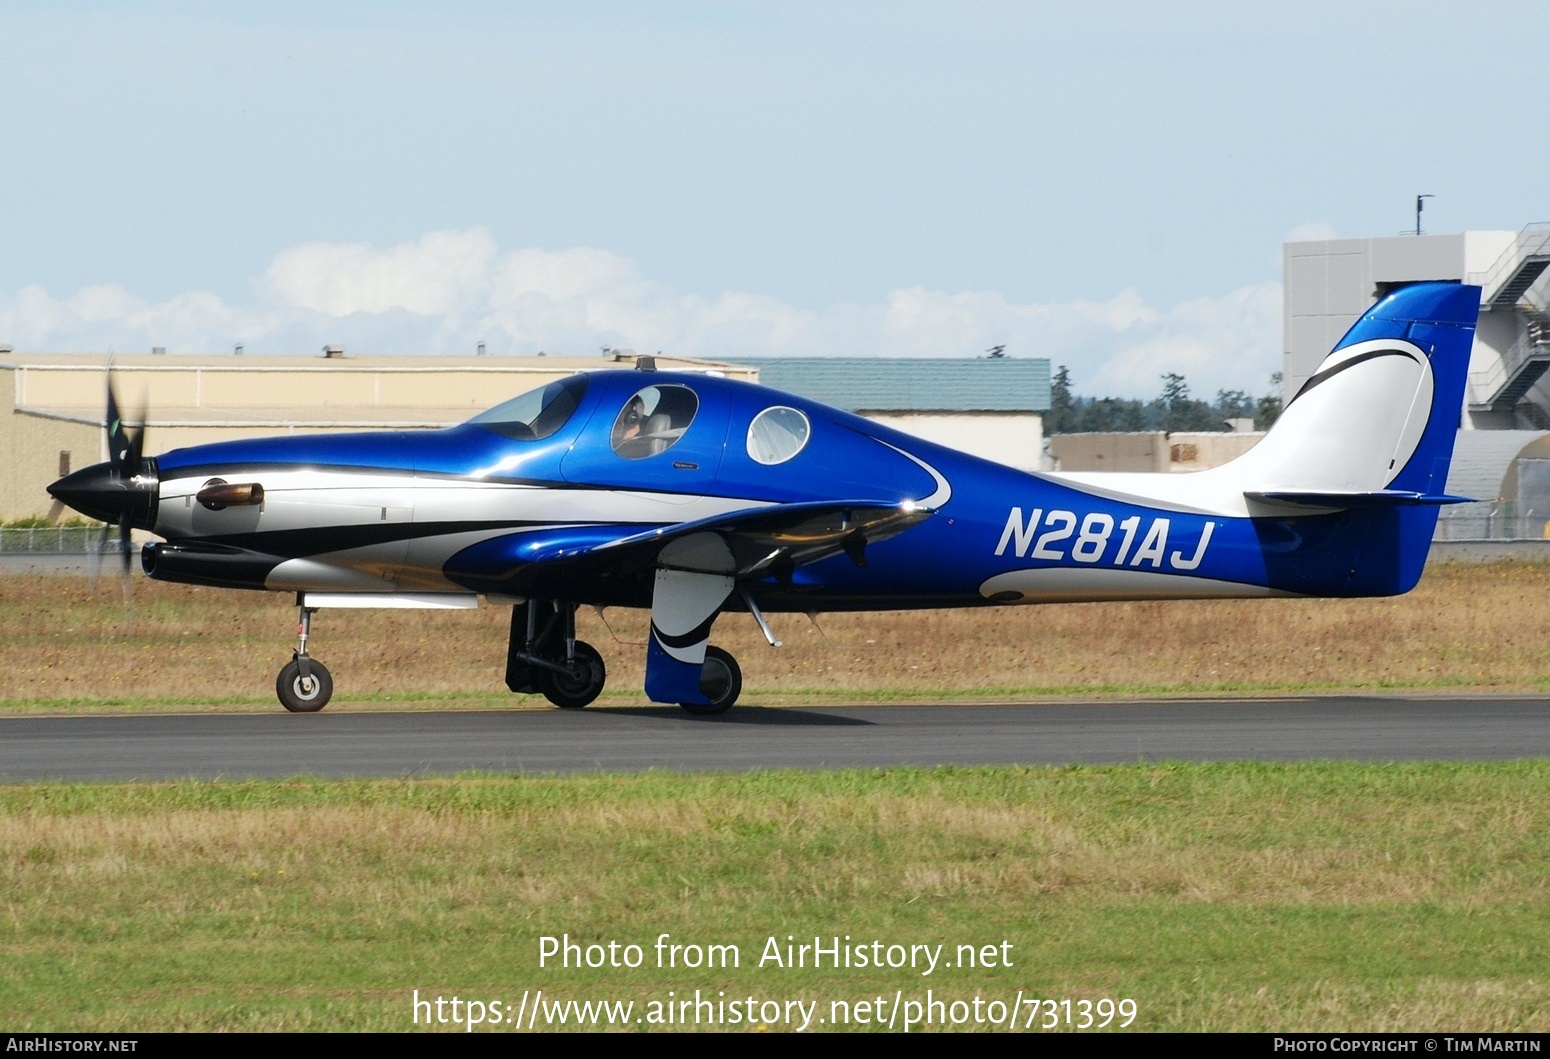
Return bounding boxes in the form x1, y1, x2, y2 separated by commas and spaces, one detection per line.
277, 598, 333, 713
504, 602, 541, 694
506, 600, 607, 709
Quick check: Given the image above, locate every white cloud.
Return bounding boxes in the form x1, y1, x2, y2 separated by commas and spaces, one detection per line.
491, 247, 645, 306
679, 291, 818, 357
265, 229, 498, 316
0, 228, 1283, 398
1086, 283, 1282, 396
0, 283, 276, 353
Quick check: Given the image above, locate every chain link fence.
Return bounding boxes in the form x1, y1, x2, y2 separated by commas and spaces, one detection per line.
0, 525, 109, 553
1436, 501, 1550, 542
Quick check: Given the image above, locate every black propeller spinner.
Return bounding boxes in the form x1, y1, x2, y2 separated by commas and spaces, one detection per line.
46, 371, 158, 574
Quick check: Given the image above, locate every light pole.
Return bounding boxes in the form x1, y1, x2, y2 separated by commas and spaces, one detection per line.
1415, 194, 1434, 236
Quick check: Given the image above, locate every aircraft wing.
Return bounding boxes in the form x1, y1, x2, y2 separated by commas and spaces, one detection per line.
591, 498, 931, 574
447, 499, 933, 597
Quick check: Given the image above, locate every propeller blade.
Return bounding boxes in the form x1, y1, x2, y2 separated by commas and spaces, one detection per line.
119, 511, 133, 578
118, 512, 135, 623
104, 368, 147, 478
124, 402, 147, 480
105, 371, 129, 475
88, 520, 110, 594
102, 362, 143, 612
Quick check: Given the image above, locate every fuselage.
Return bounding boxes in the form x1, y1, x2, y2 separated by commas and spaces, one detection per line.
90, 367, 1430, 611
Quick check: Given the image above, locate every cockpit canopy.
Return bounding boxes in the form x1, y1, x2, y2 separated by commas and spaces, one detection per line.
467, 375, 589, 440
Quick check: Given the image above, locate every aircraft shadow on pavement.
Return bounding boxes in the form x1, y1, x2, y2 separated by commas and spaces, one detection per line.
588, 706, 874, 726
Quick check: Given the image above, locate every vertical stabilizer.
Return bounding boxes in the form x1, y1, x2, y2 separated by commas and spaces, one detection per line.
1229, 282, 1478, 497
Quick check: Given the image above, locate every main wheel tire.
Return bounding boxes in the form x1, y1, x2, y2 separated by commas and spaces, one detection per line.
537, 641, 606, 709
277, 658, 333, 713
680, 646, 741, 716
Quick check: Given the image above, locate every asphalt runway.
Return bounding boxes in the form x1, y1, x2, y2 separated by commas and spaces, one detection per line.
1, 696, 1548, 781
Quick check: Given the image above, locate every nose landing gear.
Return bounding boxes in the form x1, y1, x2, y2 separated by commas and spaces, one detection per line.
277, 602, 333, 712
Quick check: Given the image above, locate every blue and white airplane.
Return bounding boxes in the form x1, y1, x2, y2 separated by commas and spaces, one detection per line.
48, 282, 1479, 715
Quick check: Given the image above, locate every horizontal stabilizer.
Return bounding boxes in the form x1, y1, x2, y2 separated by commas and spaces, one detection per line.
1246, 489, 1473, 509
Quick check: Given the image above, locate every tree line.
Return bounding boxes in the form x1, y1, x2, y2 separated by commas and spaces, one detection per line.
1046, 367, 1283, 435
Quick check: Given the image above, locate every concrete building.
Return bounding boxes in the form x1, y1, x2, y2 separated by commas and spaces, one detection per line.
2, 351, 753, 522
731, 357, 1051, 472
1284, 225, 1550, 428
1049, 428, 1263, 473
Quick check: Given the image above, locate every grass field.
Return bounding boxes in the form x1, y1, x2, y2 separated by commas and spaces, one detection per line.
2, 564, 1547, 1032
2, 561, 1550, 711
2, 764, 1547, 1032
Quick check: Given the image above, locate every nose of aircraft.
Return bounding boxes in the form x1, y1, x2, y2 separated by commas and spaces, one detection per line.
47, 460, 159, 529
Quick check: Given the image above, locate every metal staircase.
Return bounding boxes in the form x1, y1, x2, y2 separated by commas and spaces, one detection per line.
1468, 225, 1550, 413
1491, 259, 1550, 309
1471, 223, 1550, 308
1472, 309, 1550, 412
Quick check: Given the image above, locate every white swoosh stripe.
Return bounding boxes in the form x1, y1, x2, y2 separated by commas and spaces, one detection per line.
876, 440, 952, 507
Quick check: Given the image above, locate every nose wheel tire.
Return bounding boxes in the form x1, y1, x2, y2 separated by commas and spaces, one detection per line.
680, 646, 741, 716
537, 641, 606, 709
277, 658, 333, 713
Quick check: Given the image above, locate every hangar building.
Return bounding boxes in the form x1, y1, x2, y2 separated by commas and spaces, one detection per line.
1, 351, 1053, 523
0, 351, 752, 522
731, 357, 1051, 473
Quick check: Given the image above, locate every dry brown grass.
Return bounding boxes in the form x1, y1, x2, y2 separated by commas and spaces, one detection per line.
2, 767, 1547, 1030
1, 561, 1548, 708
5, 785, 1538, 909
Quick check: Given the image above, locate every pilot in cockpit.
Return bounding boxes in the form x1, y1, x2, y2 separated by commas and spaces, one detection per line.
615, 394, 647, 447
612, 385, 698, 458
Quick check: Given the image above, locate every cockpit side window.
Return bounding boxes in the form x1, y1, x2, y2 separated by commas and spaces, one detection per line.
746, 406, 811, 465
468, 375, 589, 440
611, 384, 699, 459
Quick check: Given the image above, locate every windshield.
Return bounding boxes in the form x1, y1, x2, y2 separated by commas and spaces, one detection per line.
467, 375, 589, 440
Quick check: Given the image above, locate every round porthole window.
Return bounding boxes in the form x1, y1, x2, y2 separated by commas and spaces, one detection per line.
746, 406, 811, 465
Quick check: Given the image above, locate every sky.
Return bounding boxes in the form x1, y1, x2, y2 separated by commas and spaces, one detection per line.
2, 1, 1547, 399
